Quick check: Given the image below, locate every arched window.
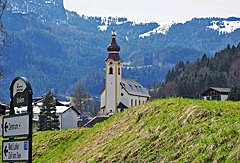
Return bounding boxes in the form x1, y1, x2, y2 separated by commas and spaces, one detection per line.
118, 68, 120, 75
109, 67, 113, 74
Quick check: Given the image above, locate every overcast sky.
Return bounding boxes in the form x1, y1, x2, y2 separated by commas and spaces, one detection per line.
63, 0, 240, 22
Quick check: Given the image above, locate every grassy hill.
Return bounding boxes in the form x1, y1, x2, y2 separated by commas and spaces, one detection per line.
1, 98, 240, 162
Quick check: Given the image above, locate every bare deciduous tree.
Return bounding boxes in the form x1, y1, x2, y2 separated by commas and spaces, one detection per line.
71, 82, 91, 114
0, 0, 10, 80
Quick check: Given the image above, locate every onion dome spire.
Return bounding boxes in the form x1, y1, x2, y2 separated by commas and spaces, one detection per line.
107, 28, 120, 52
105, 28, 122, 61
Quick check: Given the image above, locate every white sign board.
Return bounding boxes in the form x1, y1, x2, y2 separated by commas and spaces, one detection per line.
13, 79, 27, 97
2, 139, 29, 162
3, 114, 29, 138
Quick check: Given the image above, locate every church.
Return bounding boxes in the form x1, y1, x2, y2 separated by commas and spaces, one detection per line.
100, 30, 151, 114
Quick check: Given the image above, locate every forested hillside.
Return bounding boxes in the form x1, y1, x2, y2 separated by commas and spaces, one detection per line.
1, 0, 240, 100
150, 43, 240, 99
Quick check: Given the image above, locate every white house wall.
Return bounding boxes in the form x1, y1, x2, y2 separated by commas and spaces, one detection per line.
221, 95, 228, 101
61, 109, 78, 130
57, 113, 62, 130
203, 94, 228, 101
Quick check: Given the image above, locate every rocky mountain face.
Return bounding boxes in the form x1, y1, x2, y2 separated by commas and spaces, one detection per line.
0, 0, 240, 100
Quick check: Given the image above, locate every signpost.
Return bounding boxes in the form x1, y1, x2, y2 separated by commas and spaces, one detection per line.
2, 77, 33, 163
11, 77, 32, 108
2, 139, 30, 162
3, 114, 30, 138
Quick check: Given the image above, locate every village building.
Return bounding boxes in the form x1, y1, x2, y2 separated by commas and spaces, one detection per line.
15, 100, 80, 132
100, 30, 150, 114
0, 103, 7, 135
201, 87, 230, 101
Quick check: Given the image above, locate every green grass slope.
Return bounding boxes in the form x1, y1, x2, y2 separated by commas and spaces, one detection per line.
1, 98, 240, 162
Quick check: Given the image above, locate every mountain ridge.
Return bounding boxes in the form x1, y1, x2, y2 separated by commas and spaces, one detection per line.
1, 0, 240, 100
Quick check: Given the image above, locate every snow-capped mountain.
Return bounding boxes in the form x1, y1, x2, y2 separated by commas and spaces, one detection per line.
94, 16, 240, 39
139, 22, 176, 37
207, 20, 240, 34
1, 0, 240, 100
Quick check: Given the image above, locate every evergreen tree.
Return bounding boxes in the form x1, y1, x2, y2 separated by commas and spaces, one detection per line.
229, 84, 240, 101
38, 91, 60, 131
165, 70, 171, 83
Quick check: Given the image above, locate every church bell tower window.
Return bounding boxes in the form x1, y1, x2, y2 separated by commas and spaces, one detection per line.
109, 67, 113, 74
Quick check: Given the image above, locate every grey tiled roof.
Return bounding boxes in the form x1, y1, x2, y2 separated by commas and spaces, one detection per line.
120, 78, 151, 97
201, 87, 230, 96
210, 87, 230, 93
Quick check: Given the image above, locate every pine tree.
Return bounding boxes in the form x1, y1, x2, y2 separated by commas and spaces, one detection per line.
38, 91, 60, 131
229, 84, 240, 101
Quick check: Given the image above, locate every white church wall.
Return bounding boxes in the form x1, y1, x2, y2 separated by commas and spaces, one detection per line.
119, 88, 148, 108
106, 63, 116, 113
100, 90, 105, 109
117, 62, 122, 107
119, 87, 129, 107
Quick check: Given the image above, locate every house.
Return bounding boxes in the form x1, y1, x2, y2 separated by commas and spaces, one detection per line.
55, 105, 80, 130
0, 103, 7, 135
201, 87, 230, 101
0, 103, 6, 115
100, 30, 150, 115
14, 101, 80, 131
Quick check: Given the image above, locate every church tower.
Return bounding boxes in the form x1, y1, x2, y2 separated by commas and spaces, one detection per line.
104, 29, 122, 114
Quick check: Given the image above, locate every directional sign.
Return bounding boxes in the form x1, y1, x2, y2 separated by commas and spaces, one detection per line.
10, 77, 32, 107
2, 139, 29, 162
3, 114, 29, 138
3, 76, 33, 162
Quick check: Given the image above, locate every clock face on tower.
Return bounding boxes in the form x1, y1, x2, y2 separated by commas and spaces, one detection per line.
109, 61, 113, 66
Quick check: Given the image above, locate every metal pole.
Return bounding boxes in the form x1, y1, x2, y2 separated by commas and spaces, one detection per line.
27, 92, 33, 163
9, 89, 14, 163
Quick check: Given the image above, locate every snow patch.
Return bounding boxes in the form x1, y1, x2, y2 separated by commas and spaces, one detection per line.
207, 20, 240, 34
116, 21, 127, 25
98, 24, 108, 31
97, 17, 110, 31
138, 20, 186, 38
139, 22, 174, 38
97, 17, 128, 31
